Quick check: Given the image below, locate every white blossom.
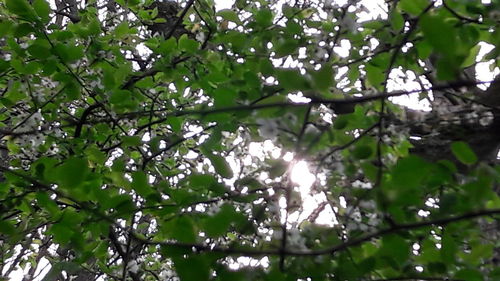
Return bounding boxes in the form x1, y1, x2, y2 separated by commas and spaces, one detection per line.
382, 134, 391, 144
451, 116, 461, 125
159, 269, 178, 281
207, 201, 222, 216
127, 260, 139, 274
31, 134, 44, 147
479, 111, 494, 126
283, 112, 297, 125
304, 124, 320, 136
359, 200, 375, 209
339, 15, 359, 33
346, 221, 358, 231
359, 223, 368, 231
464, 112, 479, 124
257, 119, 279, 139
272, 229, 282, 240
268, 201, 280, 217
314, 47, 328, 60
323, 0, 336, 9
367, 213, 380, 226
195, 32, 206, 43
352, 180, 372, 189
351, 208, 362, 222
287, 229, 306, 249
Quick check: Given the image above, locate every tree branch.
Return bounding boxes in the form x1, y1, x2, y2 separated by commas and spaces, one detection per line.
135, 208, 500, 257
112, 79, 496, 129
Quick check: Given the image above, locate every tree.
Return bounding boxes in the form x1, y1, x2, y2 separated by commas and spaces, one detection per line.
0, 0, 499, 280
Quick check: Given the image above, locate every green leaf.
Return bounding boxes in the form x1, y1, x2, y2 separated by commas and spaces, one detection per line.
274, 39, 298, 57
392, 155, 428, 189
122, 136, 142, 146
440, 231, 457, 264
167, 116, 182, 133
36, 192, 60, 215
389, 10, 404, 31
365, 64, 385, 90
268, 160, 288, 178
312, 64, 333, 91
353, 145, 372, 160
57, 157, 89, 188
131, 171, 152, 197
254, 8, 273, 27
461, 44, 481, 68
0, 20, 14, 37
259, 59, 274, 76
451, 141, 477, 165
0, 220, 16, 235
174, 256, 210, 281
217, 9, 241, 24
415, 40, 433, 60
178, 34, 199, 53
454, 269, 483, 281
160, 216, 196, 243
33, 0, 51, 23
114, 21, 130, 38
53, 43, 84, 63
204, 204, 235, 237
188, 173, 216, 189
6, 0, 37, 21
213, 87, 237, 108
88, 19, 101, 36
208, 154, 233, 179
379, 234, 410, 267
276, 69, 309, 90
398, 0, 429, 16
333, 115, 349, 130
42, 262, 80, 281
420, 14, 457, 55
27, 40, 51, 59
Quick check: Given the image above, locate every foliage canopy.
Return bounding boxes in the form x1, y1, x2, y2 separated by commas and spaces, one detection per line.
1, 0, 500, 280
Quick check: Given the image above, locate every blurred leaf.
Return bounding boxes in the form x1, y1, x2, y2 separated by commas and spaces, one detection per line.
33, 0, 51, 23
254, 8, 273, 27
57, 157, 89, 188
217, 9, 241, 24
312, 64, 333, 91
174, 256, 210, 281
276, 69, 309, 90
179, 34, 199, 53
421, 14, 457, 55
379, 234, 410, 268
392, 155, 428, 189
131, 171, 152, 197
353, 145, 372, 160
208, 154, 233, 179
461, 44, 481, 67
6, 0, 37, 21
42, 262, 80, 281
0, 220, 16, 235
365, 64, 385, 90
122, 136, 142, 146
454, 269, 483, 281
451, 141, 477, 165
204, 204, 236, 237
161, 216, 196, 243
398, 0, 429, 16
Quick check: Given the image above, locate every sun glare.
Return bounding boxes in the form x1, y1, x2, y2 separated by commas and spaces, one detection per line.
290, 160, 316, 189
